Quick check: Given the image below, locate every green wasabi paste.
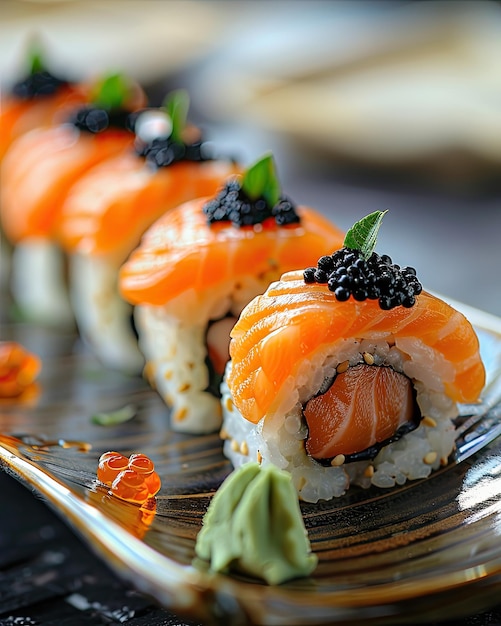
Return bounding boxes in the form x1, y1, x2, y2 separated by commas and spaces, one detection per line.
195, 463, 317, 585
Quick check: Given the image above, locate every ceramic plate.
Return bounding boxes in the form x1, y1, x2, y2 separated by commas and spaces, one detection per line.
1, 298, 501, 626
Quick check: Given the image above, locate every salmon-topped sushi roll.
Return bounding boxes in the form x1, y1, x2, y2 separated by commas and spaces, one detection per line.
0, 39, 87, 163
58, 90, 241, 373
0, 39, 87, 289
0, 73, 146, 326
119, 153, 345, 433
221, 211, 486, 502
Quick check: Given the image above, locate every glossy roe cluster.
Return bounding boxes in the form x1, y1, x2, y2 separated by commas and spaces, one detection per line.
12, 70, 67, 99
0, 341, 41, 398
97, 451, 161, 503
304, 247, 422, 310
69, 107, 132, 134
203, 179, 300, 227
135, 136, 214, 168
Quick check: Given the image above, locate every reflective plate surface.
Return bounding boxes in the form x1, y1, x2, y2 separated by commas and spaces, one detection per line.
2, 298, 501, 626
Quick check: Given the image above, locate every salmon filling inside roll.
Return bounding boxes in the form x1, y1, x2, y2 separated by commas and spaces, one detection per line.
304, 364, 420, 463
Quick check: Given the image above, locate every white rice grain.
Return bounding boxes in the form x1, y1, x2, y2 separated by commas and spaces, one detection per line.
221, 338, 458, 503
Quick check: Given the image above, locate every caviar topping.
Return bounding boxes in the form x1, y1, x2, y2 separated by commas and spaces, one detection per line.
136, 135, 214, 167
68, 73, 137, 134
11, 39, 68, 99
133, 89, 215, 168
304, 211, 422, 310
12, 70, 67, 99
203, 153, 300, 227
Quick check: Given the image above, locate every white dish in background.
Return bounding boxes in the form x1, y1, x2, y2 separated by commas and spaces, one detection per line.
190, 2, 501, 168
0, 0, 231, 86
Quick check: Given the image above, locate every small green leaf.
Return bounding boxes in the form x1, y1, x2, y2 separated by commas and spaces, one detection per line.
241, 153, 281, 207
163, 89, 190, 143
91, 404, 136, 426
92, 73, 132, 110
343, 210, 388, 259
26, 37, 46, 74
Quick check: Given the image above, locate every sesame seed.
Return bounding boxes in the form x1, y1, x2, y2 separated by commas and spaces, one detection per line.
164, 370, 173, 380
257, 451, 263, 464
423, 451, 437, 465
440, 456, 449, 467
174, 407, 188, 422
143, 362, 156, 383
422, 416, 437, 428
363, 352, 375, 365
364, 465, 375, 478
330, 454, 346, 467
225, 397, 234, 412
219, 427, 229, 440
240, 441, 249, 456
178, 382, 191, 392
336, 360, 349, 374
231, 439, 239, 452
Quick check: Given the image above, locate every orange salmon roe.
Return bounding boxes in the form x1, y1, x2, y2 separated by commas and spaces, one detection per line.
0, 341, 41, 398
97, 451, 129, 485
97, 451, 161, 503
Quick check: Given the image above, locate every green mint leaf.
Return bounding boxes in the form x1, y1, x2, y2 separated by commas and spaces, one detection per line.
241, 153, 281, 207
91, 404, 136, 426
27, 37, 46, 74
163, 89, 189, 143
344, 210, 388, 259
92, 73, 131, 110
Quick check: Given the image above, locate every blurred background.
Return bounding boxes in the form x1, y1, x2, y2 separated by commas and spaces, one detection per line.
2, 0, 501, 317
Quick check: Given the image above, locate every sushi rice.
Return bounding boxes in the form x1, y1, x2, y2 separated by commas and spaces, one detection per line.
10, 239, 74, 326
135, 276, 274, 433
221, 337, 457, 503
70, 252, 145, 374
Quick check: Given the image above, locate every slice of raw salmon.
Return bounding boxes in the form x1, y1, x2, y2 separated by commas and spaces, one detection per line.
227, 271, 486, 425
119, 199, 345, 307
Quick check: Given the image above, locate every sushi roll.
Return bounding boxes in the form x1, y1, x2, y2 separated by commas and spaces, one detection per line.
58, 90, 241, 373
221, 211, 486, 502
0, 38, 87, 163
0, 39, 87, 289
0, 73, 146, 326
119, 153, 345, 433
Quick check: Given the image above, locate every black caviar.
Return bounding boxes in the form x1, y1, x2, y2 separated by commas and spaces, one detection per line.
12, 70, 67, 100
303, 247, 422, 310
69, 106, 133, 134
135, 136, 214, 168
11, 70, 68, 100
203, 179, 301, 227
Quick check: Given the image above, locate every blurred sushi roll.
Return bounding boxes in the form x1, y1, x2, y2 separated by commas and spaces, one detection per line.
221, 211, 486, 502
0, 37, 88, 163
119, 153, 345, 433
58, 90, 241, 374
0, 37, 88, 290
0, 72, 146, 326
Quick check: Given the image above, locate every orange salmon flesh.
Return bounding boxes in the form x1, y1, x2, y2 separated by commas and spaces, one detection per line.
119, 198, 345, 307
59, 157, 241, 258
227, 271, 486, 426
304, 364, 417, 459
